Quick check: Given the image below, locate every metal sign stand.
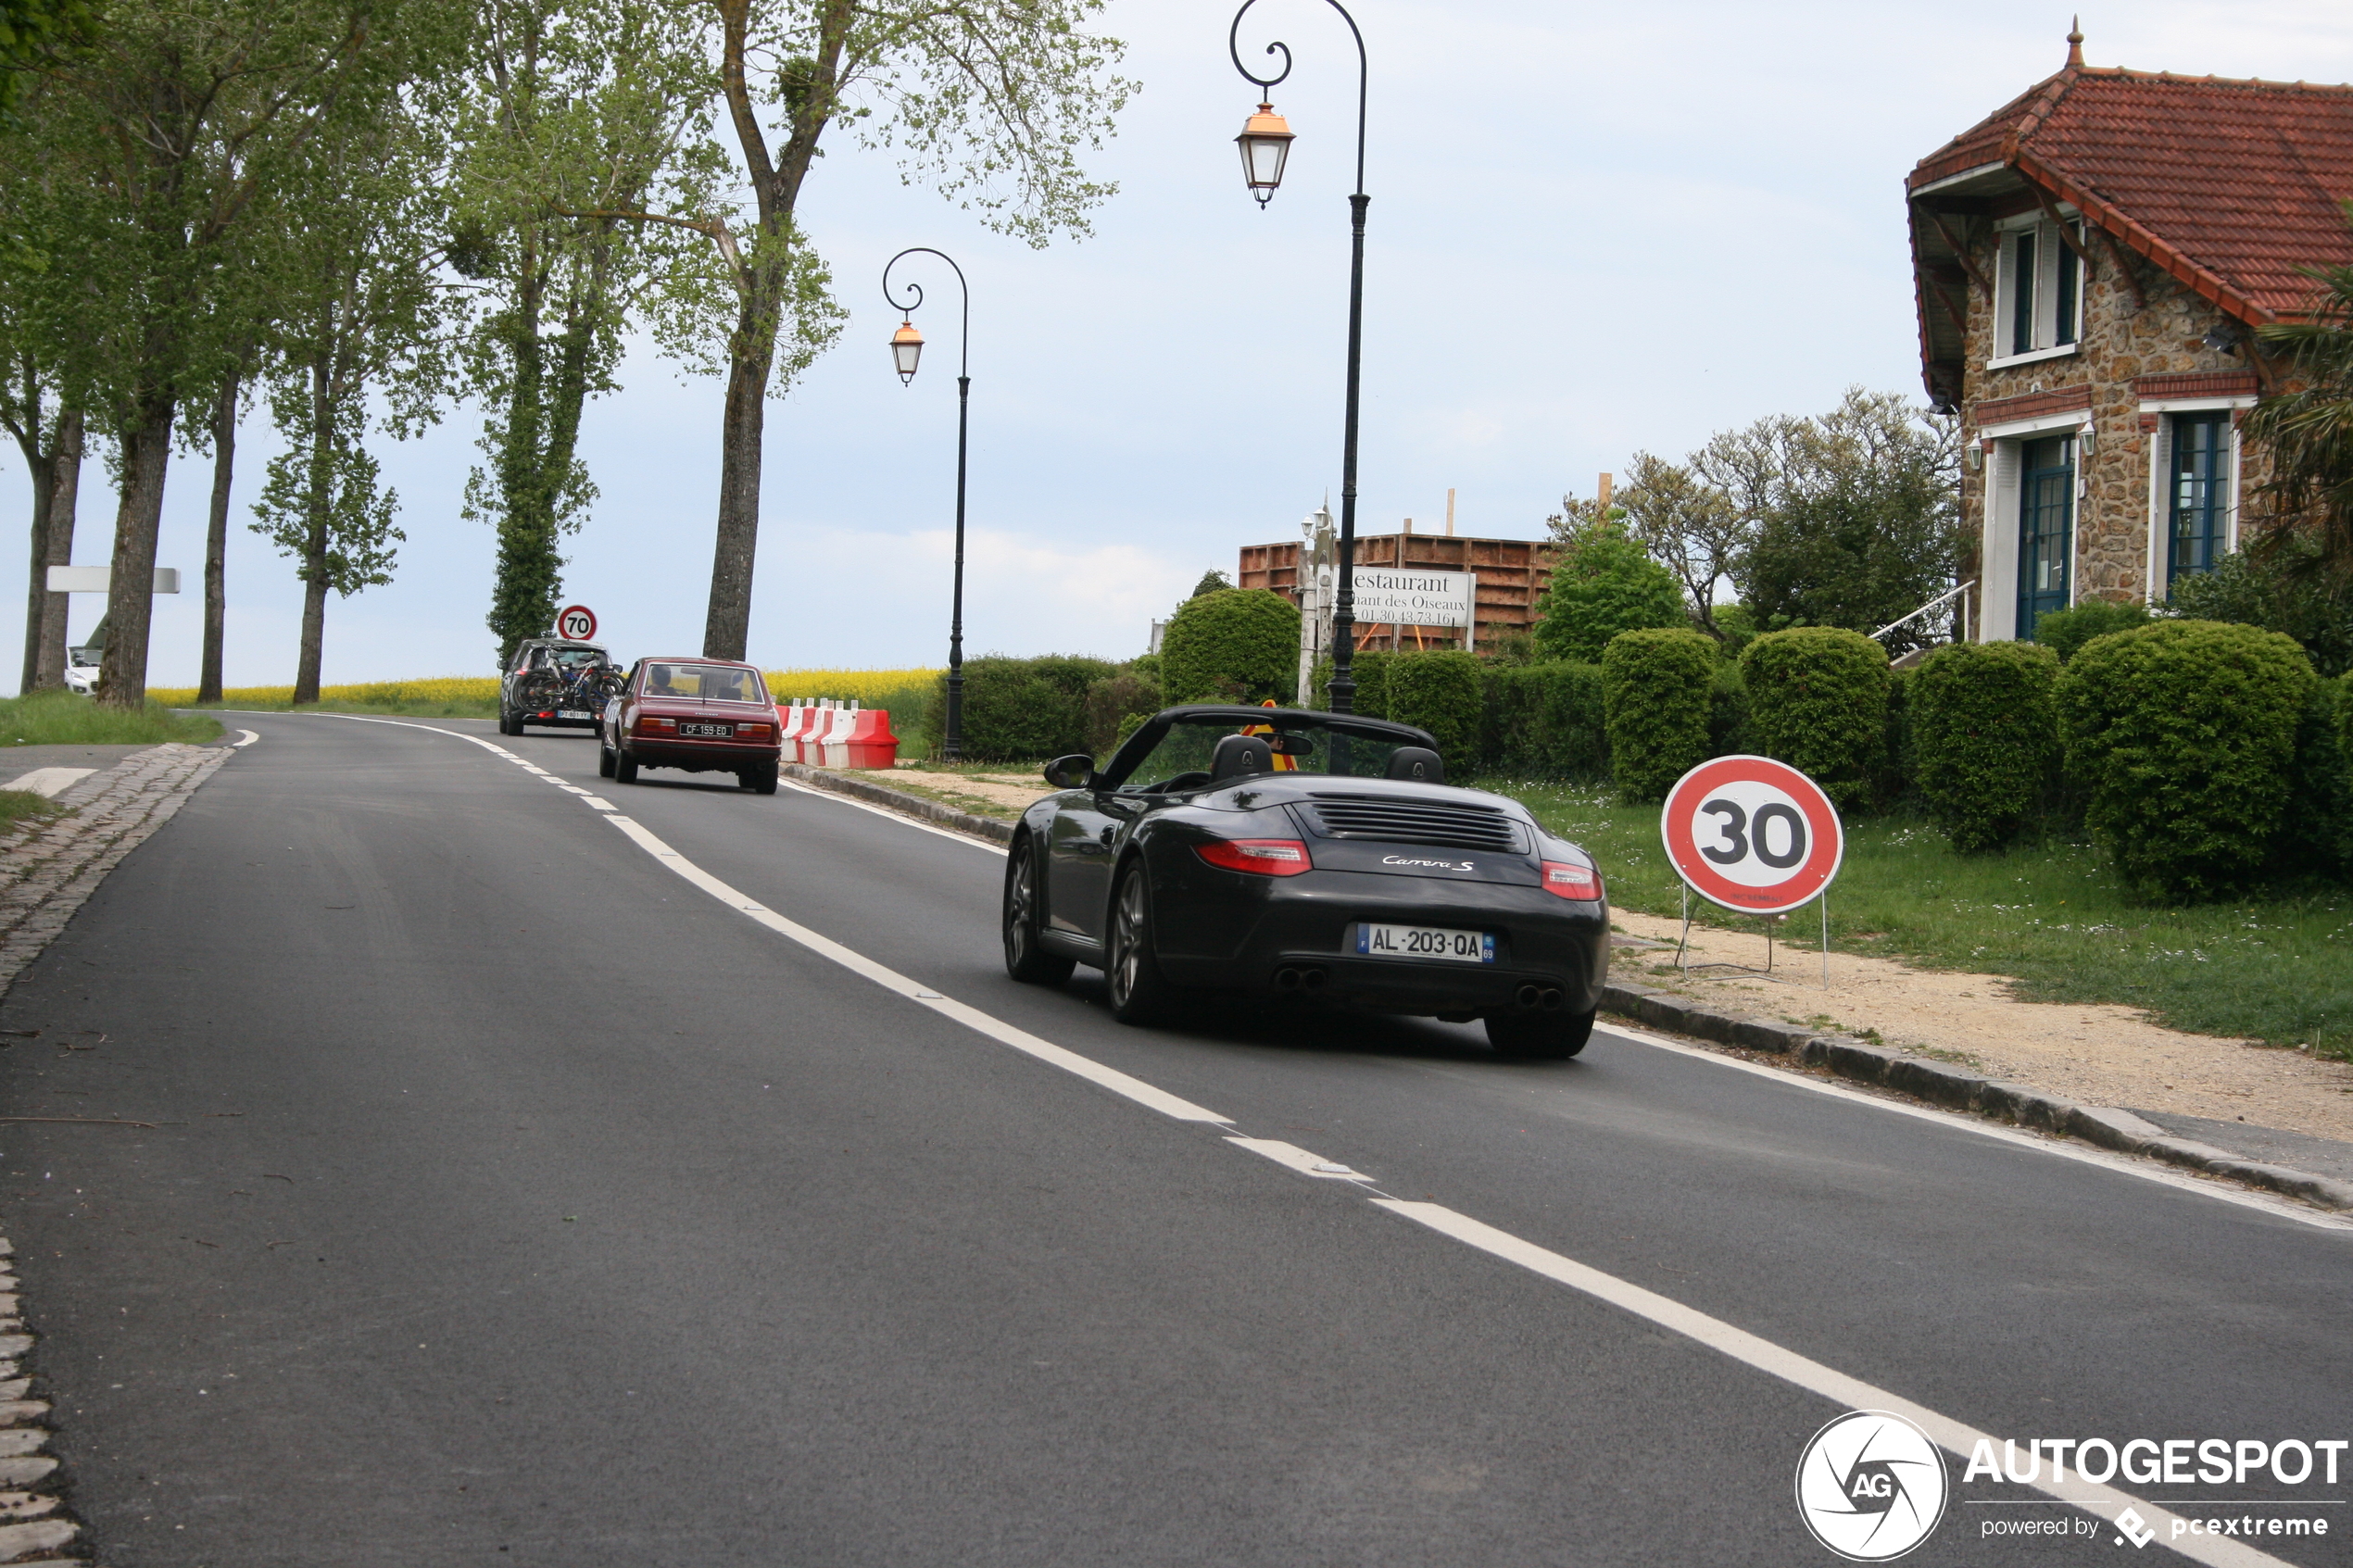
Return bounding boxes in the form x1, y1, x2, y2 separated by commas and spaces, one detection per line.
1673, 884, 1830, 989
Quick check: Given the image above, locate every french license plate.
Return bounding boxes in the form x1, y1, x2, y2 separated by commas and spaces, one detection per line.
680, 721, 733, 739
558, 709, 591, 721
1355, 923, 1494, 964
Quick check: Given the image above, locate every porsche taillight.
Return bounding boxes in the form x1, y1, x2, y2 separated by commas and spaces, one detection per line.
1194, 838, 1313, 876
1541, 861, 1601, 900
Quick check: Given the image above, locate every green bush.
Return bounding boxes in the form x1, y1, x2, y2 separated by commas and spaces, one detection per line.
0, 689, 220, 746
2033, 597, 2151, 662
1160, 588, 1300, 704
1739, 626, 1892, 811
1482, 661, 1608, 781
1384, 650, 1484, 775
1602, 628, 1717, 803
1907, 641, 2062, 853
932, 654, 1117, 761
1310, 648, 1390, 717
1707, 661, 1751, 758
2279, 675, 2351, 881
1083, 670, 1163, 759
1530, 524, 1689, 663
2058, 620, 2317, 901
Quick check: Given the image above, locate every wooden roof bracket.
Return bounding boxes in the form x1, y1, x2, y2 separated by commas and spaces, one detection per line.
1927, 275, 1969, 339
2030, 184, 2099, 272
1919, 207, 1992, 296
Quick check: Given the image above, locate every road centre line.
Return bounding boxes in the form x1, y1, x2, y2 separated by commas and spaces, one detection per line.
291, 711, 2310, 1565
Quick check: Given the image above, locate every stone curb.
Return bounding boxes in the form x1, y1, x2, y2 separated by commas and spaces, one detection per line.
0, 1240, 79, 1565
780, 765, 1014, 845
1600, 982, 2353, 1214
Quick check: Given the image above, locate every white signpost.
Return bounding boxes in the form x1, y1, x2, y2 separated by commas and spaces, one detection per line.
1351, 566, 1477, 636
46, 567, 181, 595
1659, 754, 1844, 985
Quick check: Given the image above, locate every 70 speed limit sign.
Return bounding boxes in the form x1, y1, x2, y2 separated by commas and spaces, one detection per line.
1661, 755, 1843, 915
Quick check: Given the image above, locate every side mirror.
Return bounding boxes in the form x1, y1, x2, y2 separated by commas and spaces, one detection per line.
1043, 753, 1096, 790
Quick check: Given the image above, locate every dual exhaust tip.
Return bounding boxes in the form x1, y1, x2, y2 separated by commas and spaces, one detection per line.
1516, 985, 1566, 1012
1273, 966, 1328, 992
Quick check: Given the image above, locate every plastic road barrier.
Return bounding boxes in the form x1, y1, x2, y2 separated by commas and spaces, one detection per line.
833, 708, 900, 770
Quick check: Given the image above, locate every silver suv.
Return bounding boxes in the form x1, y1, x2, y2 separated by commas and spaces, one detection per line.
498, 639, 620, 735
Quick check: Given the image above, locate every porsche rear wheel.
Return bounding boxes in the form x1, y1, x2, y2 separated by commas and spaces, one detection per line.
1105, 861, 1175, 1024
1002, 836, 1075, 985
1485, 1006, 1595, 1061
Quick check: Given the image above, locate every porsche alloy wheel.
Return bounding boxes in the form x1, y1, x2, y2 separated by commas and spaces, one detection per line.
1002, 837, 1076, 986
1105, 861, 1174, 1024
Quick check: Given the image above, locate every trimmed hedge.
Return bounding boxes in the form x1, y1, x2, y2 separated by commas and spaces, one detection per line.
2280, 674, 2350, 881
1602, 628, 1717, 803
1707, 661, 1751, 759
1384, 650, 1484, 776
2058, 620, 2317, 901
937, 654, 1119, 760
1309, 648, 1391, 717
1483, 661, 1608, 781
1908, 641, 2061, 853
1740, 626, 1891, 812
1083, 671, 1163, 759
1161, 588, 1299, 704
2034, 597, 2151, 662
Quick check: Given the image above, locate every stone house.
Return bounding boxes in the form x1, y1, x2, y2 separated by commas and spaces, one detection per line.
1906, 27, 2353, 640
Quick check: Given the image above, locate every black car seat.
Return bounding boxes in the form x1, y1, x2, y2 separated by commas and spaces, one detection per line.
1384, 746, 1444, 784
1209, 733, 1275, 782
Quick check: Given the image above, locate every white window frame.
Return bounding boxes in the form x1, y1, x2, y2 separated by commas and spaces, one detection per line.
1985, 210, 2085, 370
2140, 396, 2254, 601
1978, 409, 2094, 640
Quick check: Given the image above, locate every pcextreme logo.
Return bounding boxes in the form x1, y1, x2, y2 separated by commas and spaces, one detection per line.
1795, 1411, 1950, 1562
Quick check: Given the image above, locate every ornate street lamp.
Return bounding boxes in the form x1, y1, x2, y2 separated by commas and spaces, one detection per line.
1229, 0, 1370, 714
883, 247, 973, 760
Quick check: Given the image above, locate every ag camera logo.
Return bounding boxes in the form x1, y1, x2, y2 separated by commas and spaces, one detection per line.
1796, 1411, 1949, 1561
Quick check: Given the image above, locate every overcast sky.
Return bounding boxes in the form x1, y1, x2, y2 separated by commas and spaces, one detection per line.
11, 0, 2353, 688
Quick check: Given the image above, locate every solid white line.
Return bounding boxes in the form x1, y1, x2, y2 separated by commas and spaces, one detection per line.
1595, 1022, 2353, 1234
232, 729, 259, 748
776, 774, 1009, 855
1375, 1199, 2292, 1566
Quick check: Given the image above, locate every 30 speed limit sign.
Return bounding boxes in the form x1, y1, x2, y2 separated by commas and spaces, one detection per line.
1661, 755, 1843, 914
554, 604, 598, 641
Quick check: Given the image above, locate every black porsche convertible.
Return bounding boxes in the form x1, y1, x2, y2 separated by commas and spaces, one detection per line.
1002, 705, 1612, 1059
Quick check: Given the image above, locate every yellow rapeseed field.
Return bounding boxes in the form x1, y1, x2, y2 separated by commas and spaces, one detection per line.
151, 677, 501, 709
763, 668, 939, 706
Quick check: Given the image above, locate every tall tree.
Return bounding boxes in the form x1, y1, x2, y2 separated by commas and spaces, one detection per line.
589, 0, 1131, 660
20, 0, 454, 709
249, 114, 453, 703
195, 345, 256, 704
447, 0, 726, 665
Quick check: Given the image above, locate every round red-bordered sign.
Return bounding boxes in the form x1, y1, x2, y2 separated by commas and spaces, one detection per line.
554, 604, 598, 641
1661, 755, 1843, 915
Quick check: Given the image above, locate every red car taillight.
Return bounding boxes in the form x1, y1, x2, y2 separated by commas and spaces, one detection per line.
635, 715, 676, 734
736, 722, 773, 739
1194, 838, 1313, 876
1541, 860, 1601, 900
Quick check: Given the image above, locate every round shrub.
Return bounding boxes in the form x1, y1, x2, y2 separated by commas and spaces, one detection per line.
2033, 596, 2150, 662
1384, 650, 1483, 775
2058, 620, 2317, 902
1602, 627, 1716, 803
1531, 526, 1688, 663
1309, 648, 1390, 717
1907, 641, 2060, 853
1740, 626, 1891, 811
1083, 670, 1162, 759
1483, 661, 1607, 780
1161, 588, 1300, 704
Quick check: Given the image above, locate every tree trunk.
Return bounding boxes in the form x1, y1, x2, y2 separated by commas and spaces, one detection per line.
31, 410, 82, 692
199, 368, 239, 704
98, 399, 175, 709
16, 426, 56, 696
292, 364, 333, 706
704, 291, 774, 660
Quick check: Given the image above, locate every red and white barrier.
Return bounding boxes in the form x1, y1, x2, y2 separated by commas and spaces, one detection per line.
771, 697, 900, 770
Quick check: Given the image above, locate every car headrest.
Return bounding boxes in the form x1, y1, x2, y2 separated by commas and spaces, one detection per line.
1209, 733, 1275, 782
1384, 746, 1445, 784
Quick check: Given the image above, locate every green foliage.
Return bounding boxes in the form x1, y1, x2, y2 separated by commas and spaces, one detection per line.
1531, 521, 1687, 663
1907, 641, 2062, 853
2032, 597, 2151, 662
2058, 621, 2317, 902
934, 654, 1116, 761
1601, 628, 1716, 803
1739, 626, 1892, 812
0, 688, 219, 746
1709, 601, 1761, 660
1160, 588, 1298, 704
1310, 648, 1390, 717
1188, 569, 1232, 597
1707, 660, 1751, 758
2281, 674, 2352, 880
2248, 225, 2353, 589
1383, 650, 1483, 775
1482, 661, 1608, 782
2166, 544, 2353, 678
1082, 669, 1161, 759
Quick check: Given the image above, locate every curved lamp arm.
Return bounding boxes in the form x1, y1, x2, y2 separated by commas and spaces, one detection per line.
1229, 0, 1366, 197
882, 247, 970, 380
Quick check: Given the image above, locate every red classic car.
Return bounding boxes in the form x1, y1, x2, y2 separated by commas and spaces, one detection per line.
598, 658, 782, 794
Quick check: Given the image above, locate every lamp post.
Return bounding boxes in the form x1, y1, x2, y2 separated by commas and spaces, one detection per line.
1229, 0, 1368, 714
883, 246, 973, 760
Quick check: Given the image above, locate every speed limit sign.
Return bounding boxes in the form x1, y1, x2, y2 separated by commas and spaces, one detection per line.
554, 604, 598, 641
1661, 755, 1843, 915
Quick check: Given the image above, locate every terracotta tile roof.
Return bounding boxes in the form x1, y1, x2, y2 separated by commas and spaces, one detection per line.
1910, 64, 2353, 323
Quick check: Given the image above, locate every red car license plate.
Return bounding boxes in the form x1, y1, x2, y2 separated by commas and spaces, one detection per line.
680, 721, 734, 739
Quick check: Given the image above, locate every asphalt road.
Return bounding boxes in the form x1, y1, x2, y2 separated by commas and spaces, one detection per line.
0, 713, 2346, 1566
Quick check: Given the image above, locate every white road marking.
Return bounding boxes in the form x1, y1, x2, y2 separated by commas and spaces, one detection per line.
3, 767, 95, 798
233, 729, 259, 748
776, 774, 1009, 855
260, 710, 2330, 1566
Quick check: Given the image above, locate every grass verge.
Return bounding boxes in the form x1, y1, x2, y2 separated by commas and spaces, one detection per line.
0, 788, 66, 834
0, 690, 221, 746
1503, 781, 2353, 1061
